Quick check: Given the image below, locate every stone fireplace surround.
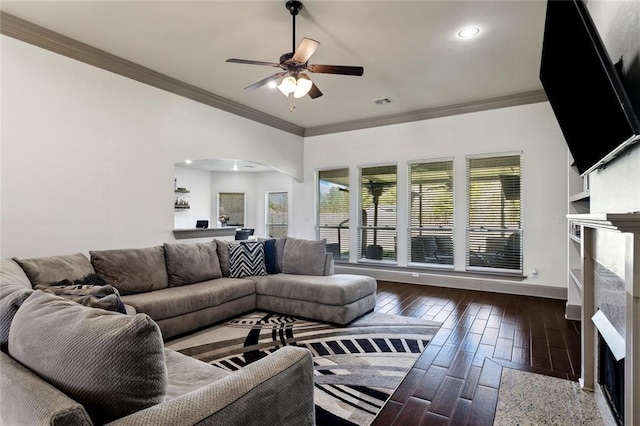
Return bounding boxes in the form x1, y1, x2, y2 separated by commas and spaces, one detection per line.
567, 213, 639, 425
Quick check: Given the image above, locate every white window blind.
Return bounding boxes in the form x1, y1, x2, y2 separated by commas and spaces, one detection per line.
266, 192, 288, 238
408, 160, 454, 266
466, 154, 522, 272
317, 168, 350, 261
359, 164, 397, 262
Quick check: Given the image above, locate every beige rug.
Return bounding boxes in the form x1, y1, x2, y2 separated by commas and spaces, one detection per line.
166, 311, 441, 426
494, 368, 604, 425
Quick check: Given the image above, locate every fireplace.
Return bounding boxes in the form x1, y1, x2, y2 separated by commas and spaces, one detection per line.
599, 333, 625, 425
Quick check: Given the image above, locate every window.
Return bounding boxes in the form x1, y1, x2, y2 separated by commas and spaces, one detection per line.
408, 159, 454, 266
218, 193, 245, 227
266, 192, 288, 238
317, 168, 350, 261
466, 153, 522, 272
359, 164, 397, 262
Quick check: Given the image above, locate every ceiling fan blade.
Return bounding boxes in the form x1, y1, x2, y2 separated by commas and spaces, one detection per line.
308, 82, 323, 99
292, 38, 320, 63
226, 58, 280, 67
307, 64, 364, 76
244, 72, 286, 91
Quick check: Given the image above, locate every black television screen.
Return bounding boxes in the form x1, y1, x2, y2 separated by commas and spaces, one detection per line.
540, 0, 640, 176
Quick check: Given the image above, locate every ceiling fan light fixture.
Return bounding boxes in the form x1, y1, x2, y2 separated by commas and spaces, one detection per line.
458, 26, 480, 39
278, 76, 297, 95
293, 73, 313, 98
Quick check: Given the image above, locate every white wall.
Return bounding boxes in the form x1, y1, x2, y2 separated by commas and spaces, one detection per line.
295, 102, 569, 289
0, 36, 303, 258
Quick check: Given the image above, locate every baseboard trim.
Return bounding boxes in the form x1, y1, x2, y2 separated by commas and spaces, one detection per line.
565, 303, 582, 321
335, 264, 567, 300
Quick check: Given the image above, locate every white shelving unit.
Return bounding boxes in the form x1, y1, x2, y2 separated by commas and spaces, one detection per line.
566, 152, 589, 321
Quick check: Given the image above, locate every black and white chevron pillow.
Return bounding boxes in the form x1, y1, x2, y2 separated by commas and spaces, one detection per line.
229, 241, 267, 278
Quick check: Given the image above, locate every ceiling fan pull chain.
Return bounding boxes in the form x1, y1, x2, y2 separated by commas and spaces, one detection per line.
289, 92, 296, 112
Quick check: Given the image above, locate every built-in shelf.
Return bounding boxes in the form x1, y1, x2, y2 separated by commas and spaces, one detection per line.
569, 268, 583, 293
569, 190, 590, 203
174, 206, 190, 210
175, 189, 190, 193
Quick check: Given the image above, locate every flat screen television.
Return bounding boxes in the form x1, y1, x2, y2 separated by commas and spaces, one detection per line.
540, 0, 640, 176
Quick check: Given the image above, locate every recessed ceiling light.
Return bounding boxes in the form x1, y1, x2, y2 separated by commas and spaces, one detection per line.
185, 159, 192, 164
458, 26, 480, 39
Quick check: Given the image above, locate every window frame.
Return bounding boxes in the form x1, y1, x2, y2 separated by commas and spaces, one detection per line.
465, 152, 523, 274
316, 167, 351, 262
265, 191, 288, 238
407, 158, 455, 269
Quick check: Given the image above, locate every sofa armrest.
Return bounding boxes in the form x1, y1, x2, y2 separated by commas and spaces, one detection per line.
107, 346, 314, 426
323, 252, 334, 276
0, 351, 93, 426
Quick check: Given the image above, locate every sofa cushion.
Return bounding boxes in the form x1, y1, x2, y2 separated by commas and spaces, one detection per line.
275, 237, 287, 273
90, 246, 169, 295
229, 241, 267, 278
120, 277, 256, 321
282, 238, 327, 276
164, 242, 222, 287
164, 348, 229, 400
8, 290, 167, 424
13, 253, 94, 288
0, 258, 32, 290
214, 239, 230, 277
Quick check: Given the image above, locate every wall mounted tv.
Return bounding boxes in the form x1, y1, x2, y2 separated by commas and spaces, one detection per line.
540, 0, 640, 176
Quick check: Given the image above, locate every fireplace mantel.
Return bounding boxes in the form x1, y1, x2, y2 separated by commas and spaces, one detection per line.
566, 212, 639, 425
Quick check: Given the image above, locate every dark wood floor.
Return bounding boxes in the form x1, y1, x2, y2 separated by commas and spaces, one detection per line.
370, 281, 581, 426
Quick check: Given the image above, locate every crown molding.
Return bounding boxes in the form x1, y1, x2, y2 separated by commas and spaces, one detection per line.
1, 11, 547, 140
304, 89, 548, 137
0, 12, 305, 137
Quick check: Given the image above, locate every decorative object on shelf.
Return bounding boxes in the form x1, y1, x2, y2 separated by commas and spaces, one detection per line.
218, 215, 229, 226
175, 197, 190, 209
174, 178, 177, 191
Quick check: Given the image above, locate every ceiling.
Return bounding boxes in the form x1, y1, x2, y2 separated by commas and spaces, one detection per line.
176, 159, 274, 173
0, 0, 549, 131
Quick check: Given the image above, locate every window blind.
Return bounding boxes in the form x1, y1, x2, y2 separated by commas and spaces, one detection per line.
408, 160, 454, 266
358, 164, 397, 262
266, 192, 288, 238
466, 154, 522, 272
317, 168, 350, 261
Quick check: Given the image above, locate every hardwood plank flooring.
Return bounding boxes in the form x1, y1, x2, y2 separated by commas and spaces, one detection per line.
371, 281, 581, 425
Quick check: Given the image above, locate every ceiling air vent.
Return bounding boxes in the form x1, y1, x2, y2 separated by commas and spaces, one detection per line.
373, 97, 392, 105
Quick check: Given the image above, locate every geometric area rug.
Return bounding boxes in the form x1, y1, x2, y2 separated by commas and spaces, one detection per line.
165, 311, 442, 426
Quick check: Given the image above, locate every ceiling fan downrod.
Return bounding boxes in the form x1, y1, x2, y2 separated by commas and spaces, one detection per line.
285, 0, 303, 53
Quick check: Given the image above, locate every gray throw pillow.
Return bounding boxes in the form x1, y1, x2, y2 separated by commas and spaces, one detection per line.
0, 285, 32, 353
214, 239, 230, 277
13, 253, 94, 288
282, 238, 327, 276
164, 242, 222, 286
90, 246, 169, 295
8, 291, 167, 424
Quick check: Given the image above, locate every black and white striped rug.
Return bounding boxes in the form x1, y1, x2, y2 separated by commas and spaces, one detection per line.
167, 311, 441, 425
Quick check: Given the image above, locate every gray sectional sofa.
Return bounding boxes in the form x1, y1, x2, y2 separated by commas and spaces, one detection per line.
0, 237, 377, 425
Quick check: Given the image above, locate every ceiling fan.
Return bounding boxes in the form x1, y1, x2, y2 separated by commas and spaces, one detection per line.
226, 0, 364, 110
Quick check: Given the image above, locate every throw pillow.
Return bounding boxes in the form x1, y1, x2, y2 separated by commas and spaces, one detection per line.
214, 239, 230, 277
0, 285, 32, 353
0, 258, 33, 290
90, 246, 169, 295
275, 237, 287, 273
8, 291, 167, 424
14, 253, 94, 288
164, 242, 222, 286
282, 238, 327, 276
228, 241, 267, 278
263, 239, 279, 274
